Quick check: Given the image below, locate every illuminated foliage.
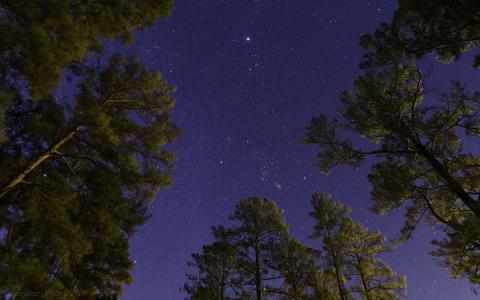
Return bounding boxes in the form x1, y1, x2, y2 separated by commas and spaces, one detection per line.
304, 0, 480, 286
309, 193, 406, 300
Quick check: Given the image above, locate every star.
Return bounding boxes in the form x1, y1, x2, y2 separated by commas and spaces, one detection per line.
118, 1, 472, 299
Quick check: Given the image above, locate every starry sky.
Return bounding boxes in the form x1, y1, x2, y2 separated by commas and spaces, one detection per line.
116, 1, 478, 299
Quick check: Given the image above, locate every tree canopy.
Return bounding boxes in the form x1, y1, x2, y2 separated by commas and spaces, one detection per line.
309, 193, 406, 300
0, 1, 179, 297
361, 0, 480, 67
184, 197, 404, 300
303, 0, 480, 287
184, 198, 330, 300
0, 54, 180, 298
0, 0, 174, 99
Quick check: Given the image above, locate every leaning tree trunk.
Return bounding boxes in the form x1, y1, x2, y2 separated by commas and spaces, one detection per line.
0, 125, 83, 200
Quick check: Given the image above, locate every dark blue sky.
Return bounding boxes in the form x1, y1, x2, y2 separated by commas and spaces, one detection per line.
117, 1, 477, 299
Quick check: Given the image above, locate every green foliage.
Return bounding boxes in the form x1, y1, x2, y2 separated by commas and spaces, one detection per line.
270, 237, 337, 300
184, 241, 239, 300
302, 116, 363, 174
360, 0, 480, 67
303, 51, 480, 282
184, 198, 337, 300
339, 219, 406, 300
309, 194, 406, 300
309, 193, 351, 300
185, 197, 404, 300
0, 0, 175, 99
431, 216, 480, 284
221, 198, 290, 300
0, 55, 180, 297
303, 0, 480, 284
307, 0, 480, 287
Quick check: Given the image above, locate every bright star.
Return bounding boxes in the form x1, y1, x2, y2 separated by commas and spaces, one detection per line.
245, 35, 252, 42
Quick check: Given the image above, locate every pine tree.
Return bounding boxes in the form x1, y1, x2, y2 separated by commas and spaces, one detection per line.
303, 0, 480, 289
430, 215, 480, 285
184, 198, 337, 300
0, 0, 175, 99
303, 253, 338, 300
270, 237, 336, 300
0, 54, 180, 297
339, 218, 406, 299
309, 193, 350, 300
309, 193, 406, 300
360, 0, 480, 67
302, 53, 480, 283
184, 241, 239, 300
270, 238, 311, 299
223, 198, 290, 300
185, 198, 290, 300
0, 1, 175, 146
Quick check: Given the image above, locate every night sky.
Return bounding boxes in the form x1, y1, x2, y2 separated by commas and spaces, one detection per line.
112, 1, 477, 299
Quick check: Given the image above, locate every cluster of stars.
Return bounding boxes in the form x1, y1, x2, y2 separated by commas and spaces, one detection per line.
122, 1, 472, 300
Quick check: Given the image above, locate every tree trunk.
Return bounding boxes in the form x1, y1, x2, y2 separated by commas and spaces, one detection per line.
415, 140, 480, 220
254, 242, 262, 300
399, 123, 480, 221
356, 254, 371, 300
360, 274, 371, 300
331, 250, 346, 300
326, 234, 346, 300
0, 125, 83, 200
